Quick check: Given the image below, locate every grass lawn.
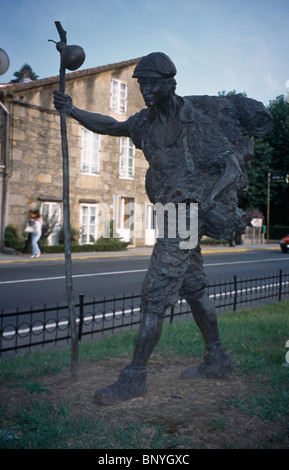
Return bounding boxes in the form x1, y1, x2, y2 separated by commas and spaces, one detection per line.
0, 300, 288, 449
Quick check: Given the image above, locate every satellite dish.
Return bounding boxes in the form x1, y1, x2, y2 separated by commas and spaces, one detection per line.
0, 48, 10, 76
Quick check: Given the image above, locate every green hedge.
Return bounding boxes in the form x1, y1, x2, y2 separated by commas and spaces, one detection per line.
200, 236, 229, 246
3, 223, 129, 253
4, 224, 22, 250
41, 239, 129, 253
269, 225, 289, 240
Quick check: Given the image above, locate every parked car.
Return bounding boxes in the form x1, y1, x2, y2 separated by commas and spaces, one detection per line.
280, 235, 289, 253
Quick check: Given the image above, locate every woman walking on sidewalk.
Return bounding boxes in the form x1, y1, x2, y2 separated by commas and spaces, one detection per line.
31, 210, 43, 258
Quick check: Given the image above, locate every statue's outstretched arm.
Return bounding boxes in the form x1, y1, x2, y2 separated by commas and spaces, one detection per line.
53, 90, 130, 137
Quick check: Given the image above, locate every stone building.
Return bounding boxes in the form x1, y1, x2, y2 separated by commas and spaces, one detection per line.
0, 58, 157, 249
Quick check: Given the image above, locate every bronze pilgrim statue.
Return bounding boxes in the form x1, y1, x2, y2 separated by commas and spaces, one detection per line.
54, 52, 273, 405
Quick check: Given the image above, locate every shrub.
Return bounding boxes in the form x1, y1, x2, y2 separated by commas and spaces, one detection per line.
4, 224, 21, 249
269, 225, 289, 240
42, 238, 129, 253
58, 226, 80, 245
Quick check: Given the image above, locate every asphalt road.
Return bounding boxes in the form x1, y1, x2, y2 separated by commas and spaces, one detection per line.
1, 244, 288, 313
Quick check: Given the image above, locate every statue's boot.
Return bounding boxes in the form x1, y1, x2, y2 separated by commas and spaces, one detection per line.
181, 341, 235, 379
94, 309, 162, 405
94, 365, 147, 405
181, 294, 235, 379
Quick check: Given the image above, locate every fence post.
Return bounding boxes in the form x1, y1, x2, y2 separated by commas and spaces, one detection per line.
78, 294, 85, 341
233, 275, 238, 311
279, 270, 283, 301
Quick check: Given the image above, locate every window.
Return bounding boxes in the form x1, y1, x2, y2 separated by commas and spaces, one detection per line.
119, 137, 135, 179
40, 202, 62, 245
80, 204, 98, 244
146, 204, 156, 231
81, 128, 100, 175
113, 195, 135, 244
145, 203, 157, 246
110, 79, 127, 114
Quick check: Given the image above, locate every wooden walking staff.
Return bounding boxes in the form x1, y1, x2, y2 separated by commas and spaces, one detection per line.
50, 21, 85, 375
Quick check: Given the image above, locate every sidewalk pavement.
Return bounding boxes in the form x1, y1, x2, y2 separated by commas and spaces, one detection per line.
0, 242, 281, 264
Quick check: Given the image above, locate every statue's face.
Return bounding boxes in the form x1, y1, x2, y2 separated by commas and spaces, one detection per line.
138, 78, 170, 107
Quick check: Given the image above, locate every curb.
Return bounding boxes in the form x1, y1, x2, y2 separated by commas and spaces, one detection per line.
0, 244, 280, 264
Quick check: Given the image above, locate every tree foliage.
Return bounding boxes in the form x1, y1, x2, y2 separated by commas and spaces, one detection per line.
10, 63, 39, 83
218, 89, 247, 97
221, 93, 289, 226
219, 91, 289, 226
238, 137, 272, 218
264, 95, 289, 225
266, 95, 289, 168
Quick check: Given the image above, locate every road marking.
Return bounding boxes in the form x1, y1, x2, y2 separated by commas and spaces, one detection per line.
0, 257, 288, 286
0, 258, 288, 286
0, 246, 280, 264
0, 269, 147, 285
204, 257, 289, 267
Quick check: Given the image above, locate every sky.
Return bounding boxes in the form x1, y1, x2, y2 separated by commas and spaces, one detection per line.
1, 0, 289, 106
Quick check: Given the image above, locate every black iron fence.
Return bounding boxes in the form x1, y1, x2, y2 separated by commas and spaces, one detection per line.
1, 270, 289, 356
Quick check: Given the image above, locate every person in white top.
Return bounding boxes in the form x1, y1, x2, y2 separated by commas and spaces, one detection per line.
31, 210, 43, 258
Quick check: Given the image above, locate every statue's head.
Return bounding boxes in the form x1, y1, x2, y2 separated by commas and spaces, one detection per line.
133, 53, 177, 107
132, 52, 177, 79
